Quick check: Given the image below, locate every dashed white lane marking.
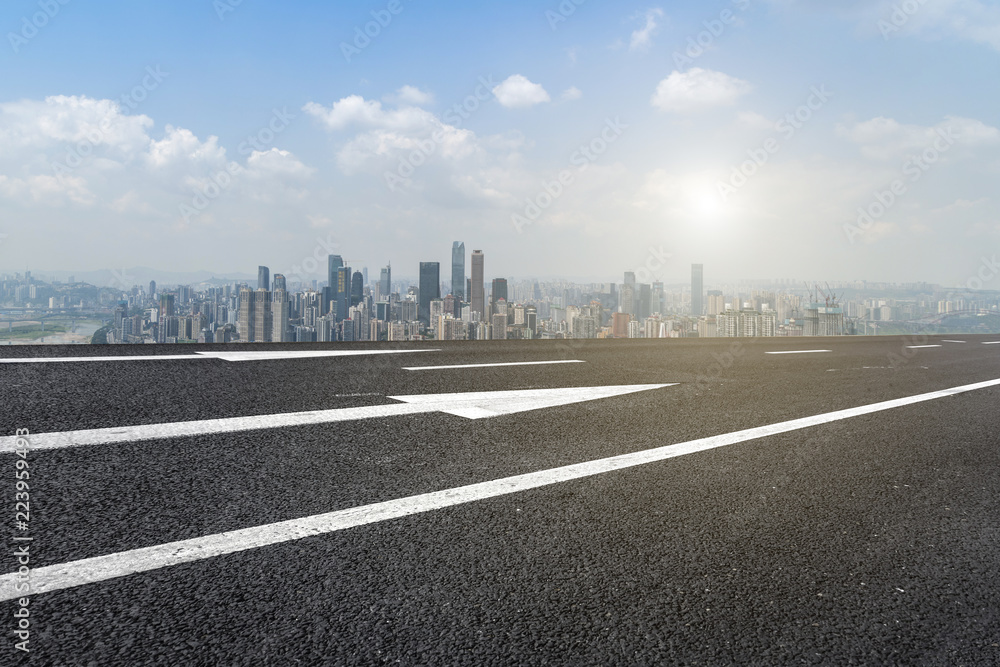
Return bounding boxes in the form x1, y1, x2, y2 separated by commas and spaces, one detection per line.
0, 350, 440, 364
0, 385, 672, 453
765, 350, 832, 355
984, 342, 1000, 345
906, 345, 942, 349
942, 340, 967, 344
403, 360, 585, 371
3, 376, 999, 602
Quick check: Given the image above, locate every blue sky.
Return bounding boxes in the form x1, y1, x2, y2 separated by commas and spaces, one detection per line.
1, 0, 999, 286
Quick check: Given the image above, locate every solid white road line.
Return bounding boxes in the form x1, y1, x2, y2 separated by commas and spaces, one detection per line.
0, 385, 673, 453
403, 360, 585, 371
0, 349, 440, 364
906, 345, 942, 349
0, 355, 211, 363
765, 350, 832, 355
2, 376, 999, 602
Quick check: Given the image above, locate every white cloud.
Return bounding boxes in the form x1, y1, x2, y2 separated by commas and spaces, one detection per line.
385, 85, 434, 106
630, 8, 664, 52
651, 68, 752, 113
302, 96, 437, 132
562, 87, 583, 101
837, 115, 1000, 160
492, 75, 551, 109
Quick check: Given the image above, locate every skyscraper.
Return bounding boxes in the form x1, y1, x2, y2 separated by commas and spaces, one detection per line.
157, 293, 175, 343
237, 287, 254, 342
273, 273, 286, 292
490, 278, 508, 314
379, 264, 391, 296
328, 255, 343, 290
272, 287, 290, 342
692, 264, 704, 317
148, 280, 156, 298
451, 241, 465, 301
351, 271, 363, 306
418, 262, 440, 326
258, 266, 270, 290
471, 250, 484, 319
253, 288, 273, 342
336, 266, 351, 321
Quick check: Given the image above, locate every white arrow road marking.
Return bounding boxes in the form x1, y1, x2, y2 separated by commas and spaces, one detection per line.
766, 350, 832, 355
403, 360, 585, 371
2, 376, 998, 602
0, 349, 440, 364
0, 384, 673, 453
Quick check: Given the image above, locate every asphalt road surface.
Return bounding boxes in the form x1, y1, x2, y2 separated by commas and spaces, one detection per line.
1, 335, 999, 665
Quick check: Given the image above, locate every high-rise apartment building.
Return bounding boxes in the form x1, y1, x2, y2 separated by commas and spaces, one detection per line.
471, 250, 485, 319
272, 288, 290, 342
418, 262, 440, 326
451, 241, 465, 301
253, 288, 273, 342
237, 287, 254, 341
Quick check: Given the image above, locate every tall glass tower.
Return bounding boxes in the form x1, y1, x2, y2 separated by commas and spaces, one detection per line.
418, 262, 440, 326
451, 241, 465, 301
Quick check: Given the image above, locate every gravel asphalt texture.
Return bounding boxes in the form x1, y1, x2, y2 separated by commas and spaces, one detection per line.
2, 335, 999, 665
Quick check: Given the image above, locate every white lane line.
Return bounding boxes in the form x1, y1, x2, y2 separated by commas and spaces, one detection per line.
3, 376, 999, 602
0, 349, 440, 364
984, 342, 1000, 345
0, 355, 210, 363
403, 360, 585, 371
197, 350, 439, 362
0, 384, 672, 453
906, 345, 942, 349
765, 350, 832, 355
942, 340, 967, 344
